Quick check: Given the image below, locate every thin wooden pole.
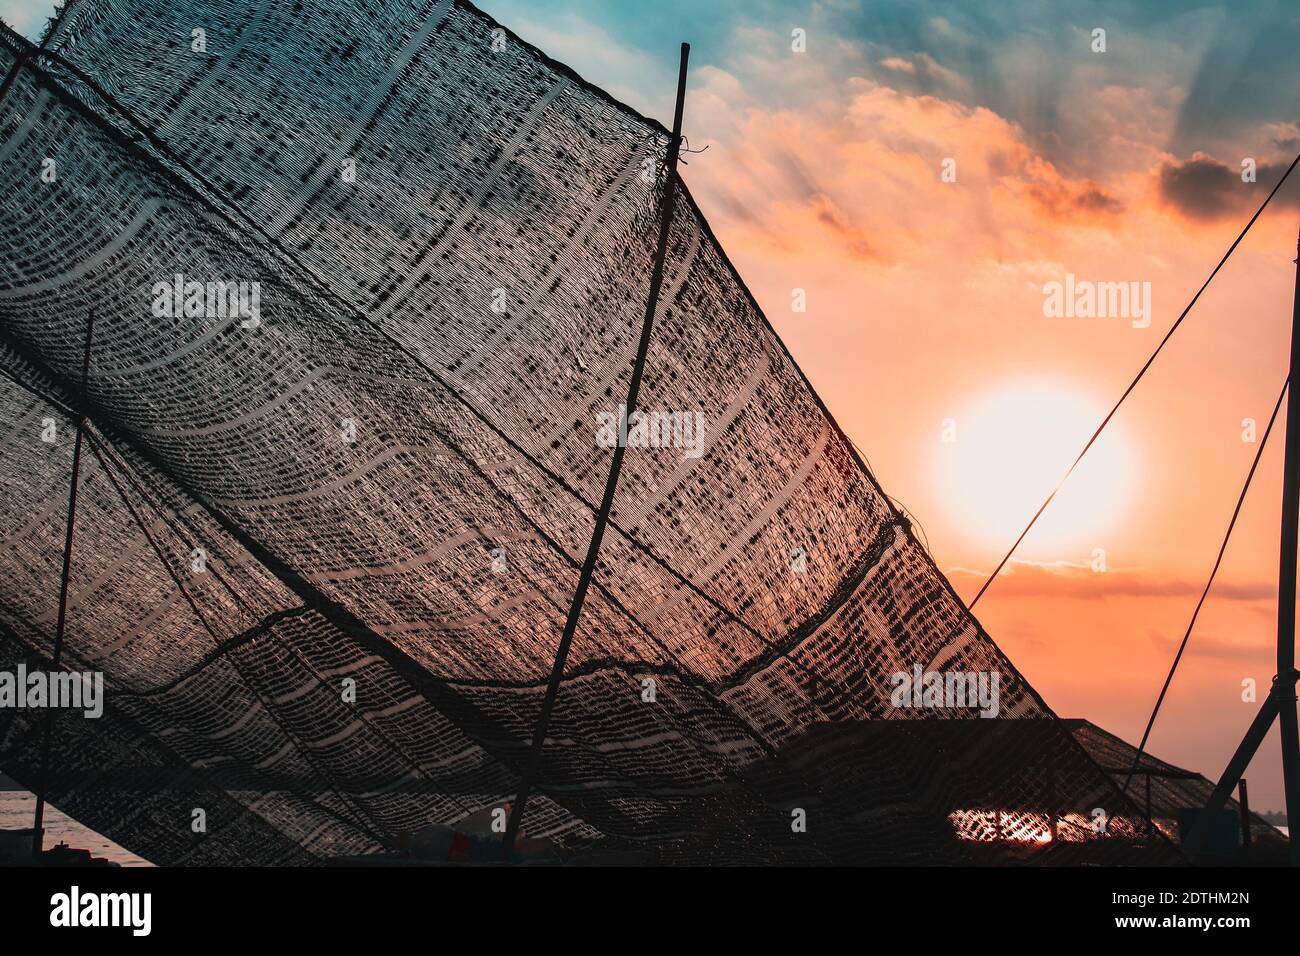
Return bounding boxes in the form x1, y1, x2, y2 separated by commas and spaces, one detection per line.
31, 309, 96, 857
1275, 225, 1300, 865
500, 44, 691, 861
1237, 778, 1252, 849
1144, 773, 1152, 827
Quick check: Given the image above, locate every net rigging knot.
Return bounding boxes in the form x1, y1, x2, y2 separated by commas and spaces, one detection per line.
677, 136, 709, 166
1266, 668, 1300, 704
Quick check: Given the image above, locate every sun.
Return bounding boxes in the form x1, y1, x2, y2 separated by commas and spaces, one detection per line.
934, 380, 1136, 557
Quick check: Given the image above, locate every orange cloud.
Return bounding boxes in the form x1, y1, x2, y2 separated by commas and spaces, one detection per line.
685, 75, 1130, 276
947, 560, 1275, 602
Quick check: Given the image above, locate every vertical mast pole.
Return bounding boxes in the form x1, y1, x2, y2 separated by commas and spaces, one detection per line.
501, 44, 691, 861
1274, 227, 1300, 865
31, 309, 96, 857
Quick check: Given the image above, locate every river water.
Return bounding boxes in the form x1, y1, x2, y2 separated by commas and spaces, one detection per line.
0, 791, 150, 866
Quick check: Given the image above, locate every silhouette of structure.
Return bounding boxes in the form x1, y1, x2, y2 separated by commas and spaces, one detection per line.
1070, 721, 1288, 858
0, 1, 1177, 864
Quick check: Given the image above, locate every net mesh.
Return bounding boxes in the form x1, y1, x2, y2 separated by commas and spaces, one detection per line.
0, 0, 1178, 864
1069, 720, 1289, 853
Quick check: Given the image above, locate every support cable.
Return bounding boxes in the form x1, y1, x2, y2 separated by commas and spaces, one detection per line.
969, 152, 1300, 610
1121, 377, 1288, 796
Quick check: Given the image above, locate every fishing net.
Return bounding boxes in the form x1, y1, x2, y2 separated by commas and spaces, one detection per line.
1069, 720, 1288, 854
0, 0, 1178, 864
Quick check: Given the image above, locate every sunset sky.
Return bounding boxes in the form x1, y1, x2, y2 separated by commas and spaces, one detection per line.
7, 0, 1300, 810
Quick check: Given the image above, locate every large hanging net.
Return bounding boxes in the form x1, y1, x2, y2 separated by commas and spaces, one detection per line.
0, 0, 1177, 864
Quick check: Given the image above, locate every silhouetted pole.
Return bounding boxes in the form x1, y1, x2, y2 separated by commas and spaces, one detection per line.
1275, 226, 1300, 865
31, 309, 96, 857
1188, 229, 1300, 865
500, 44, 691, 861
1145, 773, 1152, 829
1237, 779, 1252, 848
1187, 691, 1277, 855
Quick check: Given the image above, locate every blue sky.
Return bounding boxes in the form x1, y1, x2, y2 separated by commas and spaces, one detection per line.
7, 1, 1297, 177
1, 0, 45, 37
476, 0, 1300, 169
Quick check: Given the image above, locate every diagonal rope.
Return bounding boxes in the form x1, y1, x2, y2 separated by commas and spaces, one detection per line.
1121, 378, 1289, 795
83, 430, 394, 846
969, 151, 1300, 610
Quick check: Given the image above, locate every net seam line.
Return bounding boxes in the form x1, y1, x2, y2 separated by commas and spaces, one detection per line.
0, 622, 326, 864
92, 423, 801, 852
85, 431, 485, 822
86, 433, 396, 846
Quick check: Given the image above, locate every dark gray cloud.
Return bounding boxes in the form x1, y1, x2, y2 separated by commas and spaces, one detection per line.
839, 0, 1300, 177
1157, 152, 1300, 220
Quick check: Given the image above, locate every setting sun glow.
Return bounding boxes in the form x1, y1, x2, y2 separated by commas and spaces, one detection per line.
935, 381, 1136, 557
